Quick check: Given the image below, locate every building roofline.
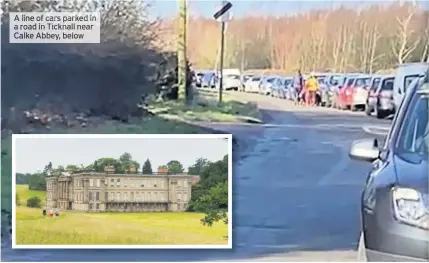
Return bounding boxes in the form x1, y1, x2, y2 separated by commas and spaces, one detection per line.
70, 172, 194, 178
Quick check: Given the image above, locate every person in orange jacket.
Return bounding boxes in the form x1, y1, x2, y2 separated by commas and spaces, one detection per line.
305, 74, 319, 106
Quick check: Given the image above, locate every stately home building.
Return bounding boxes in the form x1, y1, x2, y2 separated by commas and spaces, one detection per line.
45, 166, 194, 212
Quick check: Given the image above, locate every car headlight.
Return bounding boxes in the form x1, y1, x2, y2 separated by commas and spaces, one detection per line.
392, 187, 429, 230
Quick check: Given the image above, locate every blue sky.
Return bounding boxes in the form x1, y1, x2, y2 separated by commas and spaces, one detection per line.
15, 137, 229, 173
149, 0, 427, 18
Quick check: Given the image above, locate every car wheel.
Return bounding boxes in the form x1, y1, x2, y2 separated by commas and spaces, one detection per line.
357, 232, 367, 262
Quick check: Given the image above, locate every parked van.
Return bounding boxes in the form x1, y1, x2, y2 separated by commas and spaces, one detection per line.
393, 62, 428, 109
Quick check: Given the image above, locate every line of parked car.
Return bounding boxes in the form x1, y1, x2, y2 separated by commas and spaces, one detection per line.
194, 63, 428, 119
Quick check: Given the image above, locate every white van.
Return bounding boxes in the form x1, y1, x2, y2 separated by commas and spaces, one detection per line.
393, 63, 428, 109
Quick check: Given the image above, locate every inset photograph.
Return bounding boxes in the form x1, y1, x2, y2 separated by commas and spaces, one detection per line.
12, 134, 232, 249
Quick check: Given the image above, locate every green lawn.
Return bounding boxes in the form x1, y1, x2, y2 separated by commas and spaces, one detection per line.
16, 185, 46, 206
16, 206, 228, 245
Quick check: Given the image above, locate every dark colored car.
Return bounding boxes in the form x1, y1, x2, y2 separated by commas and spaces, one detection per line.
365, 75, 395, 119
349, 70, 429, 261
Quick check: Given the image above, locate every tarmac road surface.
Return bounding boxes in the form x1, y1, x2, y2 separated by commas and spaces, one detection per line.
2, 92, 391, 262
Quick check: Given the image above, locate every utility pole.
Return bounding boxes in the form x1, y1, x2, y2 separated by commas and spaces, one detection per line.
177, 0, 187, 102
213, 1, 232, 104
219, 21, 225, 104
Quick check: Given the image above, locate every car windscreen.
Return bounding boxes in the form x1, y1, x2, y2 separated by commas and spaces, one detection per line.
380, 78, 394, 91
395, 93, 429, 155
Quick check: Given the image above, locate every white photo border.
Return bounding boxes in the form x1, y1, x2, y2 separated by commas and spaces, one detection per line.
12, 133, 233, 249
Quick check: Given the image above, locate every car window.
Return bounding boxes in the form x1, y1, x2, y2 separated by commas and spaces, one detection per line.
317, 78, 326, 84
356, 77, 371, 87
225, 75, 240, 80
380, 78, 394, 91
404, 74, 422, 91
395, 93, 429, 155
267, 78, 276, 83
253, 77, 261, 81
285, 79, 292, 86
346, 78, 355, 86
370, 78, 381, 91
329, 76, 341, 86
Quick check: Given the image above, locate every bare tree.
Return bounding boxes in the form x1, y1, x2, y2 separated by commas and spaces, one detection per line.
390, 6, 420, 64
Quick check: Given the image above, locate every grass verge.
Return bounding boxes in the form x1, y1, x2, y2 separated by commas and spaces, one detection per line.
16, 207, 228, 245
149, 89, 262, 123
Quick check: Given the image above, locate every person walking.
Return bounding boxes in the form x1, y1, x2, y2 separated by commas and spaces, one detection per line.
293, 70, 304, 105
305, 73, 319, 106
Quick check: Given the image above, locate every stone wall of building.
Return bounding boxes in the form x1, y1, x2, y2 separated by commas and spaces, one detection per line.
46, 170, 194, 213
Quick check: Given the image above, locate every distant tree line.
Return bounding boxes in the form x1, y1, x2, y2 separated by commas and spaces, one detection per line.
17, 152, 194, 191
160, 2, 428, 73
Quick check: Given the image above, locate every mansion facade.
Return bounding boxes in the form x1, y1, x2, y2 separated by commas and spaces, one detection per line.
45, 166, 195, 212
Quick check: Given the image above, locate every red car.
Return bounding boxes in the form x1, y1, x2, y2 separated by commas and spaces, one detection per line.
338, 75, 372, 111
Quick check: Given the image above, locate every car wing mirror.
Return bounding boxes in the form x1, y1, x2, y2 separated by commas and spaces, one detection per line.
349, 138, 380, 163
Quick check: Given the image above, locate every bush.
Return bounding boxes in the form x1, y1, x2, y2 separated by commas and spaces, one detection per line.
26, 197, 42, 208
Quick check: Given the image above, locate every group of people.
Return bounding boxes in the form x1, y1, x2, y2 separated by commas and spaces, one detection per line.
292, 70, 320, 106
42, 208, 60, 218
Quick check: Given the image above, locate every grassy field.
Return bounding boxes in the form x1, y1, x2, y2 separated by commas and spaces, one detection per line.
16, 206, 228, 245
16, 185, 46, 206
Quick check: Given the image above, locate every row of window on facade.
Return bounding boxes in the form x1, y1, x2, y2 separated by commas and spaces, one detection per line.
104, 192, 189, 202
73, 178, 190, 189
47, 181, 54, 189
89, 203, 100, 210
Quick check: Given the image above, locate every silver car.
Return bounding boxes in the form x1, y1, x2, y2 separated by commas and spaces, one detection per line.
365, 75, 395, 118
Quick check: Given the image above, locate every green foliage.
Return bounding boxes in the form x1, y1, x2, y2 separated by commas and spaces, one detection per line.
187, 158, 208, 175
66, 165, 81, 172
26, 196, 42, 208
166, 160, 184, 173
16, 194, 20, 206
28, 173, 46, 191
16, 173, 29, 184
187, 155, 228, 227
93, 158, 124, 173
193, 182, 228, 226
142, 159, 153, 174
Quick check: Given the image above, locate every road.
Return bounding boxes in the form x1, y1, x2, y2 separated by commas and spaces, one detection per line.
2, 93, 391, 262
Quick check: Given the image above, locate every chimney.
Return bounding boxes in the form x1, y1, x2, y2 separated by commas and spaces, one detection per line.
104, 165, 115, 174
129, 165, 136, 174
158, 166, 168, 175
